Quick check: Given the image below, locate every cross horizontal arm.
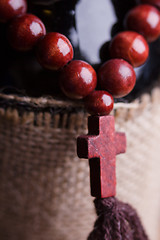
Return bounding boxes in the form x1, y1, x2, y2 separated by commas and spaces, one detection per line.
77, 135, 99, 159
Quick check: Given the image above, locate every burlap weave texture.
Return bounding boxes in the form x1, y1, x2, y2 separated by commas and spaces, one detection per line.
0, 86, 160, 240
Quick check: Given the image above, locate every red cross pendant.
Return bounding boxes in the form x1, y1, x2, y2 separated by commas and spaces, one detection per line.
77, 115, 126, 198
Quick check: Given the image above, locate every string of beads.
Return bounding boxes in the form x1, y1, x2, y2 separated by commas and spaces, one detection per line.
0, 0, 160, 115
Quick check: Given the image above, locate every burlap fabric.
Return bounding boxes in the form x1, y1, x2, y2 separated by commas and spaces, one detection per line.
0, 81, 160, 240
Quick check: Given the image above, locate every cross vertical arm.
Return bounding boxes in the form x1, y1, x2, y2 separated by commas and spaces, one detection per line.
77, 115, 126, 198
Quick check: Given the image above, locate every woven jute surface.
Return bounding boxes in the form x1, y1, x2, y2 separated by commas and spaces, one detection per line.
0, 83, 160, 240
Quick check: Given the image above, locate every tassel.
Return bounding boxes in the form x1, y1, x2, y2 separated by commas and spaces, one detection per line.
88, 197, 149, 240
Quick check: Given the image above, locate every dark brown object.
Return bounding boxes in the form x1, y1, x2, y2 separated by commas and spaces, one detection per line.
88, 197, 149, 240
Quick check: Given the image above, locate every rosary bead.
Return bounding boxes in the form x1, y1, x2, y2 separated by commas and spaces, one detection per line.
36, 32, 73, 71
7, 14, 46, 51
84, 90, 114, 116
139, 0, 160, 10
60, 60, 97, 99
98, 59, 136, 98
110, 31, 149, 67
125, 4, 160, 42
0, 0, 27, 23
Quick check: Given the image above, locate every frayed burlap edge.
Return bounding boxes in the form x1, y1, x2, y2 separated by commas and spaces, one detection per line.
0, 79, 159, 126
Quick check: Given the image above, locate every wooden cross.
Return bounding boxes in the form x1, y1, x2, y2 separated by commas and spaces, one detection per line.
77, 115, 126, 198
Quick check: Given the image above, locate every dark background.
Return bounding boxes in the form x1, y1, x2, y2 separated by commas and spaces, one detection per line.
0, 0, 159, 100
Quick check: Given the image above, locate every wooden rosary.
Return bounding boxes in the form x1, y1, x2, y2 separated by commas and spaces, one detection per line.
0, 0, 160, 239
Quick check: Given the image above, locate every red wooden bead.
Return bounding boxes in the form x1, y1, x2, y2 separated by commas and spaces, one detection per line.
110, 31, 149, 67
77, 115, 126, 198
139, 0, 160, 10
60, 60, 97, 99
84, 91, 114, 116
0, 0, 27, 23
7, 14, 46, 51
125, 4, 160, 42
36, 32, 73, 71
98, 59, 136, 98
